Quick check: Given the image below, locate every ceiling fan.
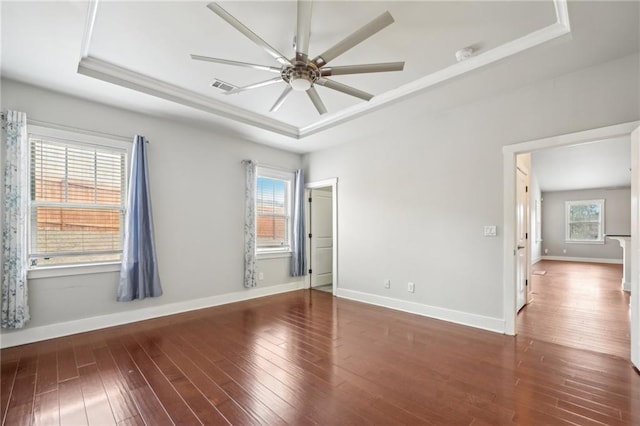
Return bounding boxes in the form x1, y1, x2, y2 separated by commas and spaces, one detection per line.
191, 1, 405, 115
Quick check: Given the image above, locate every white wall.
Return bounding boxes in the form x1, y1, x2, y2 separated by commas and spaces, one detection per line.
541, 188, 631, 261
0, 79, 303, 344
303, 53, 639, 331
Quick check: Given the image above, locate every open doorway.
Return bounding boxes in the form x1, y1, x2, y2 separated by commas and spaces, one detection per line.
503, 121, 640, 368
305, 178, 338, 295
517, 139, 632, 358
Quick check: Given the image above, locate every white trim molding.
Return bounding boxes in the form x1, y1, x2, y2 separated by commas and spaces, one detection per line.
78, 0, 571, 140
337, 289, 505, 334
541, 255, 622, 264
0, 281, 305, 348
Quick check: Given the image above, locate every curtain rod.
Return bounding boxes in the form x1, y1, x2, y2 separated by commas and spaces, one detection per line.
1, 112, 148, 143
242, 160, 296, 173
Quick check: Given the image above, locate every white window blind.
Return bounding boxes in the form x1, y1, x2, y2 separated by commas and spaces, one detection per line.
29, 136, 127, 266
256, 168, 292, 252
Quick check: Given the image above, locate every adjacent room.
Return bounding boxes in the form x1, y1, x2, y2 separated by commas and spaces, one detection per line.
1, 1, 639, 424
517, 138, 632, 359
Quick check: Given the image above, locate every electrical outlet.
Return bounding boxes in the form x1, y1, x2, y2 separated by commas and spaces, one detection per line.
259, 272, 264, 280
408, 282, 415, 293
384, 279, 391, 289
562, 249, 567, 254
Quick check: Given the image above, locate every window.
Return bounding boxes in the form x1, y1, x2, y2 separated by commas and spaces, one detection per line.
256, 167, 293, 254
28, 126, 128, 267
565, 199, 605, 243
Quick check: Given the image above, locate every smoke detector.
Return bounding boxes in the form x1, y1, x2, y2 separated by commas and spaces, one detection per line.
455, 47, 474, 62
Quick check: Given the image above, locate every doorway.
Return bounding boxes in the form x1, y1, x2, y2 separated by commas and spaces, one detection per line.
503, 121, 640, 368
515, 158, 530, 312
305, 178, 338, 296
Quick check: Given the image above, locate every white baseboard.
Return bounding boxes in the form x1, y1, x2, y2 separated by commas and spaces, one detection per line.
532, 256, 543, 265
0, 281, 305, 348
541, 255, 623, 264
336, 289, 505, 334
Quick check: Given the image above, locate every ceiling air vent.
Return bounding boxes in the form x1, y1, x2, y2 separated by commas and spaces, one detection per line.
211, 79, 237, 92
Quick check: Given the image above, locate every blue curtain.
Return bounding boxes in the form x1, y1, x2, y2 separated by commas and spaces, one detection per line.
290, 169, 307, 277
2, 110, 30, 328
117, 135, 162, 301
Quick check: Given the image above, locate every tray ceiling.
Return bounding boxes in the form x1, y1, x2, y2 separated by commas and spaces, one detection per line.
76, 0, 568, 139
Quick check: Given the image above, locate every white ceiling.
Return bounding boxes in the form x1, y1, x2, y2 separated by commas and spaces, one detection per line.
532, 137, 631, 192
1, 1, 639, 153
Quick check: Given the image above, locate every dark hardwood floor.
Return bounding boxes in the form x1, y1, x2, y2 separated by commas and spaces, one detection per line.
2, 272, 639, 425
519, 260, 630, 359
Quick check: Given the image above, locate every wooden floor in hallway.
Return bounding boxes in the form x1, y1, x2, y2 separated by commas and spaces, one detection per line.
518, 260, 630, 359
2, 279, 639, 425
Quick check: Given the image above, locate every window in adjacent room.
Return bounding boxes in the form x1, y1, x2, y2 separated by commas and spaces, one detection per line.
565, 199, 605, 243
256, 167, 293, 254
28, 126, 129, 267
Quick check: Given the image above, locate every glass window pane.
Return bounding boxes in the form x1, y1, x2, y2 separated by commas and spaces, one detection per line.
569, 222, 600, 240
570, 204, 600, 222
33, 206, 122, 255
29, 135, 127, 267
256, 175, 290, 249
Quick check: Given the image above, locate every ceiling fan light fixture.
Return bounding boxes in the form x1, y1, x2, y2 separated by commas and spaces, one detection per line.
198, 2, 404, 114
290, 75, 312, 91
282, 65, 318, 91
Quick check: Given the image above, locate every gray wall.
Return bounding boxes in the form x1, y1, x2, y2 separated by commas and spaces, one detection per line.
1, 53, 638, 339
303, 53, 639, 323
0, 79, 303, 332
541, 188, 630, 260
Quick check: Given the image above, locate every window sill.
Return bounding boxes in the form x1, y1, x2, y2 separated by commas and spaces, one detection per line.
257, 251, 292, 260
28, 262, 121, 279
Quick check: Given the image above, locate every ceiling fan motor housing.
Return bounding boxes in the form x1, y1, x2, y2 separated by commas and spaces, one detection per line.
282, 62, 321, 91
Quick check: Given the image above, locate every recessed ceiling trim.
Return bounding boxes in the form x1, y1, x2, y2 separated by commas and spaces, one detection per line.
299, 8, 571, 138
79, 0, 99, 58
77, 56, 299, 138
78, 0, 570, 140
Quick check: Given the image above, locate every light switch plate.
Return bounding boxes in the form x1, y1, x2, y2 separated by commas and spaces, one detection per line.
484, 225, 497, 237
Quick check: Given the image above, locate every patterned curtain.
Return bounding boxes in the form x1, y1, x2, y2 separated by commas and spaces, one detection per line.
117, 135, 163, 301
290, 169, 307, 277
2, 111, 30, 328
242, 160, 257, 288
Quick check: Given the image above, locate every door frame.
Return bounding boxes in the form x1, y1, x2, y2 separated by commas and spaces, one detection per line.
502, 121, 640, 337
305, 178, 338, 296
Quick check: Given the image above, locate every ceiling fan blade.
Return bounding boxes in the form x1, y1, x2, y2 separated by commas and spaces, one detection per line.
320, 61, 404, 77
296, 0, 313, 62
306, 87, 327, 115
270, 86, 293, 112
191, 55, 282, 73
226, 77, 284, 94
315, 78, 373, 101
312, 11, 394, 67
206, 2, 291, 66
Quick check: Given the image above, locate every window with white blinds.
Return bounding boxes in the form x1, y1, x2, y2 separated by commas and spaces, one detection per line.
28, 130, 128, 267
256, 167, 293, 253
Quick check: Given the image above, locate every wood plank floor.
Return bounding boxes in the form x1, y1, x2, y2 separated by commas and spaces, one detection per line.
519, 260, 630, 359
2, 280, 639, 425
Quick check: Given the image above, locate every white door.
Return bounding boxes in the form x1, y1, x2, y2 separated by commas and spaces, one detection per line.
516, 168, 528, 311
310, 189, 333, 288
631, 125, 640, 369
